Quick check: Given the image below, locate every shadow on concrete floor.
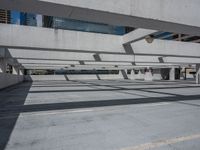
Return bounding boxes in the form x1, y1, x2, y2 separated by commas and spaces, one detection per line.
1, 80, 200, 150
0, 82, 32, 150
1, 93, 200, 115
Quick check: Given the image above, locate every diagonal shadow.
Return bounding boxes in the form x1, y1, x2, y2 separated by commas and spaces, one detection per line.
1, 94, 200, 116
27, 83, 200, 94
0, 82, 32, 150
0, 79, 200, 150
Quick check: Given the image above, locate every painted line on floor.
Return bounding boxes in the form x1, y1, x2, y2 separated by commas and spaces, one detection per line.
121, 134, 200, 150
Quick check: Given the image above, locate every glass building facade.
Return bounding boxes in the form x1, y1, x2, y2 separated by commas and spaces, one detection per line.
43, 16, 127, 35
20, 13, 37, 26
4, 9, 133, 35
0, 9, 11, 24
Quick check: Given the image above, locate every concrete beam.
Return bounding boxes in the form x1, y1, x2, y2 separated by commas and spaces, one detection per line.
169, 67, 175, 81
123, 29, 157, 44
17, 59, 80, 65
21, 62, 132, 67
135, 63, 180, 67
23, 65, 133, 70
0, 24, 123, 53
9, 49, 200, 65
163, 57, 200, 64
2, 24, 200, 58
1, 0, 200, 35
196, 64, 200, 84
7, 49, 95, 61
132, 39, 200, 57
0, 58, 7, 73
8, 49, 136, 62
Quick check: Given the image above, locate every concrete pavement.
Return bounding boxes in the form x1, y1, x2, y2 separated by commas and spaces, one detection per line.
0, 79, 200, 150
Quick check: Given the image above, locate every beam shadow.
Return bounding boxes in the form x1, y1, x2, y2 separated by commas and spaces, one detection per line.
0, 79, 199, 150
1, 94, 200, 116
27, 84, 200, 94
0, 82, 32, 150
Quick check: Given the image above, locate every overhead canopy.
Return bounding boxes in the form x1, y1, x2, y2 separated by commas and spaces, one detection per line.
1, 0, 200, 70
1, 0, 200, 35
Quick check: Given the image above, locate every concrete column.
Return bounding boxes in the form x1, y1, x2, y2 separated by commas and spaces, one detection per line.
170, 67, 175, 81
136, 70, 144, 80
0, 58, 7, 73
19, 69, 24, 75
120, 69, 129, 80
152, 68, 162, 80
196, 64, 200, 84
184, 67, 187, 80
129, 69, 135, 80
12, 66, 20, 75
144, 68, 153, 81
12, 66, 18, 75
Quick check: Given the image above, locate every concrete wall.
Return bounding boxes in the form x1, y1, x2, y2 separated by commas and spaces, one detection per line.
24, 74, 124, 81
0, 73, 24, 89
23, 73, 163, 82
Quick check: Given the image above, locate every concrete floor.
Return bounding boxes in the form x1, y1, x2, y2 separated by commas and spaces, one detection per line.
0, 79, 200, 150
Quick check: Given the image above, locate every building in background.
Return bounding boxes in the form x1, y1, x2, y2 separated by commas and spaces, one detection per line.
43, 16, 127, 35
20, 13, 37, 26
20, 13, 42, 27
0, 9, 11, 24
0, 9, 131, 35
11, 11, 20, 24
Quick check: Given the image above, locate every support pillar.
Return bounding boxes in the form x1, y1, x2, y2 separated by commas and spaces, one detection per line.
0, 58, 7, 73
196, 64, 200, 84
12, 66, 18, 75
129, 69, 135, 80
19, 69, 24, 75
144, 67, 153, 81
136, 70, 144, 80
184, 68, 187, 80
12, 66, 21, 75
120, 69, 129, 80
170, 67, 175, 81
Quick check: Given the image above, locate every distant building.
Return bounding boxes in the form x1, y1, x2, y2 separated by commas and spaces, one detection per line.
20, 13, 37, 26
0, 9, 11, 24
43, 16, 126, 35
20, 13, 42, 27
